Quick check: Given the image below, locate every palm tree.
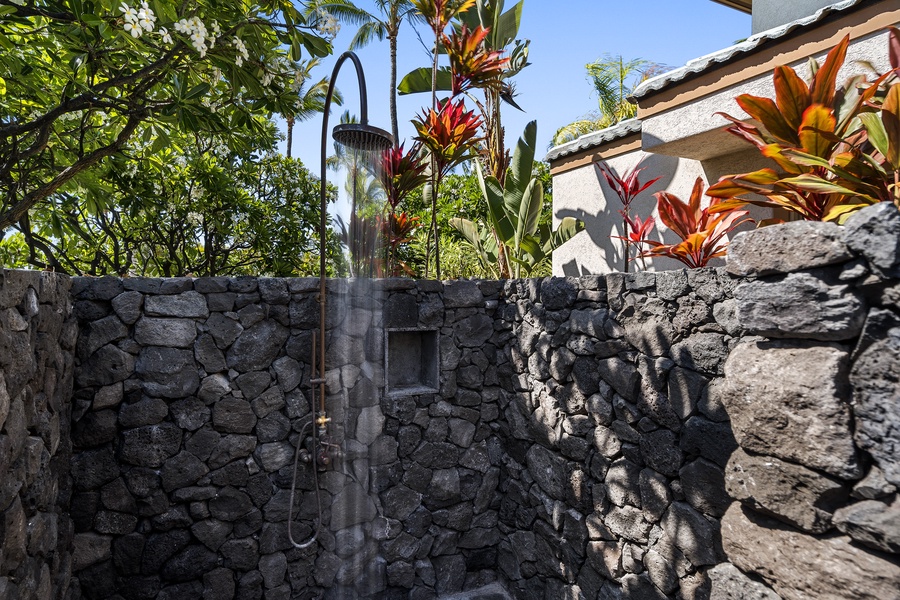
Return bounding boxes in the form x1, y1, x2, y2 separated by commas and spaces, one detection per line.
308, 0, 423, 145
551, 55, 665, 147
285, 58, 342, 158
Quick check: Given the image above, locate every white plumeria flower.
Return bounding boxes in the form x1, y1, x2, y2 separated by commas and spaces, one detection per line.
159, 27, 172, 44
137, 6, 155, 32
120, 3, 138, 23
124, 21, 142, 38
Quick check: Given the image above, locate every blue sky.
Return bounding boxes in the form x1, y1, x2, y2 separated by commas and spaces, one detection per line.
285, 0, 751, 172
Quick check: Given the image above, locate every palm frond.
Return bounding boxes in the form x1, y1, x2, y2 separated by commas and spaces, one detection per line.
349, 20, 388, 50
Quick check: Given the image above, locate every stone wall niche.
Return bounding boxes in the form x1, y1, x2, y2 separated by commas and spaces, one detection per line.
385, 328, 439, 396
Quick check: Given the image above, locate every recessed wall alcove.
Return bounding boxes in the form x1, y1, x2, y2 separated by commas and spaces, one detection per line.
385, 328, 439, 397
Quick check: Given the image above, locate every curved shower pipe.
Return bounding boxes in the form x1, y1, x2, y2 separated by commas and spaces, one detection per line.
288, 51, 393, 550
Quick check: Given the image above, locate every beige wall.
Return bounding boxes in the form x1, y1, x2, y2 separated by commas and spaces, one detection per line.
552, 150, 711, 276
641, 29, 894, 160
752, 0, 840, 33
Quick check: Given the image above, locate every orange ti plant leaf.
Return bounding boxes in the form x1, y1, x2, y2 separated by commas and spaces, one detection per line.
412, 98, 483, 179
714, 32, 900, 220
412, 0, 476, 35
444, 25, 510, 96
641, 178, 752, 269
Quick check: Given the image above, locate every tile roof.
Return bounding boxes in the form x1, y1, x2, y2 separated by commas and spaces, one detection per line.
631, 0, 864, 101
544, 119, 642, 163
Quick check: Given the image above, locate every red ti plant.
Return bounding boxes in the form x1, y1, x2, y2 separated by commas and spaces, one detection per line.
613, 214, 656, 270
379, 143, 428, 274
412, 0, 476, 37
379, 212, 423, 276
637, 178, 752, 269
413, 98, 482, 277
444, 25, 509, 96
707, 32, 899, 221
412, 98, 483, 177
598, 162, 660, 272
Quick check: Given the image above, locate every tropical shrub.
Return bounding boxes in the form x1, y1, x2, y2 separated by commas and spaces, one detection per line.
0, 0, 334, 233
635, 178, 751, 269
707, 28, 900, 222
598, 162, 660, 272
450, 121, 583, 277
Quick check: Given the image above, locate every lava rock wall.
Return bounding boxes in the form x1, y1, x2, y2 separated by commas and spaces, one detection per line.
0, 269, 77, 599
19, 202, 900, 600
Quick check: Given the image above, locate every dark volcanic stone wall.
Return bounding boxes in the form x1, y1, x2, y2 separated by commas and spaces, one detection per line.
65, 275, 511, 600
0, 269, 76, 599
491, 270, 742, 600
59, 202, 900, 600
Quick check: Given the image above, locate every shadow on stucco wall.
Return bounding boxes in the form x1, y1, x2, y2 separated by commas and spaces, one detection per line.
556, 153, 684, 277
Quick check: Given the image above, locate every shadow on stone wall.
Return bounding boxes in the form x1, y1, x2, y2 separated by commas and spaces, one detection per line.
4, 203, 900, 600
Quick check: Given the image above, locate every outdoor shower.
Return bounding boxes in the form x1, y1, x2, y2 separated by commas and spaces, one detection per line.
288, 51, 393, 550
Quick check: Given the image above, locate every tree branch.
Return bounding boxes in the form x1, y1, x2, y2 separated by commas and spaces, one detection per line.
0, 113, 143, 231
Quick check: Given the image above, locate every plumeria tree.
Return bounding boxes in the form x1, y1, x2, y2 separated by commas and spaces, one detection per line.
0, 0, 335, 233
1, 121, 338, 276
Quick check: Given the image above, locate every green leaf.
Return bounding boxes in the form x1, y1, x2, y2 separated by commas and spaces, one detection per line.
185, 83, 210, 100
398, 67, 452, 95
290, 32, 303, 61
477, 161, 513, 243
0, 76, 6, 96
302, 32, 331, 58
504, 120, 537, 217
780, 174, 859, 196
81, 13, 103, 27
517, 178, 541, 242
858, 112, 890, 160
544, 217, 585, 254
0, 6, 18, 15
491, 1, 522, 49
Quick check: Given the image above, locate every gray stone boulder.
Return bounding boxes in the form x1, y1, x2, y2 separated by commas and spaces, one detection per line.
443, 281, 483, 308
135, 347, 199, 399
723, 340, 860, 480
843, 201, 900, 276
708, 563, 782, 600
681, 458, 730, 518
135, 318, 196, 348
226, 320, 289, 372
661, 501, 719, 567
724, 448, 847, 533
721, 502, 900, 600
145, 291, 208, 318
455, 314, 493, 348
526, 445, 566, 501
851, 326, 900, 487
670, 332, 728, 376
76, 344, 135, 387
832, 497, 900, 554
734, 270, 865, 341
120, 423, 182, 468
727, 220, 852, 276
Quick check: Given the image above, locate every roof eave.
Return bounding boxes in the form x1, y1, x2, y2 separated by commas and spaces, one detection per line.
710, 0, 752, 14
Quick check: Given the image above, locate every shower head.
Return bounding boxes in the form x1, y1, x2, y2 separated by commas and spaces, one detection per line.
332, 123, 394, 153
